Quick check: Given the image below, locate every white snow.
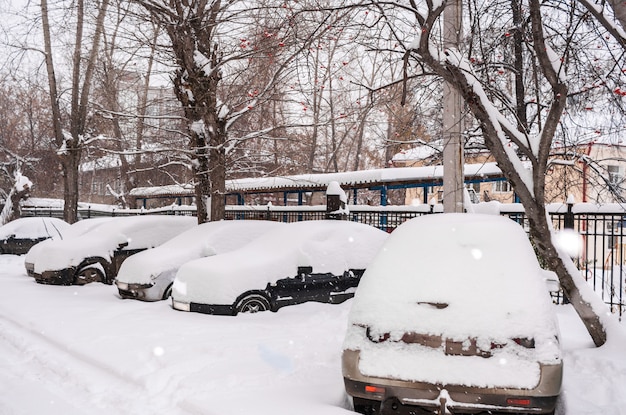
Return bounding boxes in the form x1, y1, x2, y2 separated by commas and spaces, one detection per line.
326, 181, 346, 199
116, 220, 284, 285
190, 119, 205, 136
172, 220, 388, 306
0, 251, 624, 414
14, 173, 32, 192
24, 218, 113, 269
34, 216, 196, 273
129, 162, 504, 199
0, 217, 70, 240
193, 50, 212, 77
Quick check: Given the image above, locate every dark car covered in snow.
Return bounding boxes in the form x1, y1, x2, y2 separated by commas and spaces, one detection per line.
0, 217, 70, 255
34, 215, 196, 286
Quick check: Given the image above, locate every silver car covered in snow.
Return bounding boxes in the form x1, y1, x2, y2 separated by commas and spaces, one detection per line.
342, 214, 562, 415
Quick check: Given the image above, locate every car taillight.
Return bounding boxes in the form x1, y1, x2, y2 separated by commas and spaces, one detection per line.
365, 385, 386, 394
506, 398, 531, 406
513, 337, 536, 348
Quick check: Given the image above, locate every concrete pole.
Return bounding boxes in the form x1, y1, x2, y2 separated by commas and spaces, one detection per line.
442, 0, 465, 213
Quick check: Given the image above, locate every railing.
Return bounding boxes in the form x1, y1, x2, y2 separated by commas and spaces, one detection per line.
21, 201, 625, 317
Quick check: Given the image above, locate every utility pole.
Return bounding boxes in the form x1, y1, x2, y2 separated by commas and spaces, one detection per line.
442, 0, 465, 213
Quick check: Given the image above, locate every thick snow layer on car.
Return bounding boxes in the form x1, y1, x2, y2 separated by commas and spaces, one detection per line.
116, 220, 284, 285
344, 213, 561, 388
24, 218, 114, 267
172, 220, 388, 305
34, 216, 196, 273
0, 217, 69, 240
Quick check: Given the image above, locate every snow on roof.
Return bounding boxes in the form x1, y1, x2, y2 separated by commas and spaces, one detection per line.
129, 163, 504, 197
129, 184, 195, 197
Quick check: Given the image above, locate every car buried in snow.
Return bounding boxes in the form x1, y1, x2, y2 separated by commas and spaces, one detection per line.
171, 220, 388, 315
33, 215, 196, 286
24, 217, 113, 277
342, 213, 563, 415
0, 217, 70, 255
115, 220, 283, 301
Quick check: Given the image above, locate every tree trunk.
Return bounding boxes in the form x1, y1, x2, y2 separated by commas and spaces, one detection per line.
61, 150, 81, 223
209, 128, 226, 221
524, 199, 607, 346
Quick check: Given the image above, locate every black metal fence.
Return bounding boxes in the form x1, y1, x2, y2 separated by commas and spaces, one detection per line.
21, 202, 625, 317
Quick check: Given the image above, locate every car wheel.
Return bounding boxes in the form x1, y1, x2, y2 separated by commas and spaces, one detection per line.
353, 397, 380, 415
162, 283, 173, 300
74, 267, 104, 285
235, 293, 271, 314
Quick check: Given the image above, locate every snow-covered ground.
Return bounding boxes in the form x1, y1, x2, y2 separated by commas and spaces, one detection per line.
0, 254, 624, 415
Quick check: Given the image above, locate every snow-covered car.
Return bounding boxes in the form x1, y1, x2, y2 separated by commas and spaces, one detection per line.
342, 213, 563, 415
171, 220, 388, 315
115, 220, 283, 301
34, 215, 196, 286
25, 217, 113, 277
0, 217, 70, 255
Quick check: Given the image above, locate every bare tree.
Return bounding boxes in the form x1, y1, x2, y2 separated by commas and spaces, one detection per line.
40, 0, 111, 223
134, 0, 334, 221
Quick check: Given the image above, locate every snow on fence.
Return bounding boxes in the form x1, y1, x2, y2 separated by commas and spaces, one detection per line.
21, 201, 625, 317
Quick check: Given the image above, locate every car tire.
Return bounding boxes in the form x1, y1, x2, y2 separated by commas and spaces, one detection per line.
74, 267, 104, 285
353, 397, 380, 415
162, 283, 173, 300
235, 293, 271, 314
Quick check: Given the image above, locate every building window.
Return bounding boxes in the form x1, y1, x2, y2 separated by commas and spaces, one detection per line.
608, 165, 622, 186
493, 180, 512, 193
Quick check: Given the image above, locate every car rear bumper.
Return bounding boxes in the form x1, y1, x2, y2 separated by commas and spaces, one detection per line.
342, 349, 561, 414
172, 299, 235, 316
35, 268, 75, 285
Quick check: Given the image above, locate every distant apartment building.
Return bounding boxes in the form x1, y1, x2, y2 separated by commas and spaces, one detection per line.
391, 141, 626, 205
